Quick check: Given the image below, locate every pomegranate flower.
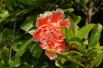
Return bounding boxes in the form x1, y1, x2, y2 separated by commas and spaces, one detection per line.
33, 9, 70, 60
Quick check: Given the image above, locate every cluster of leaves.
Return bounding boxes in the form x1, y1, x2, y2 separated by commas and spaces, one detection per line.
59, 20, 103, 68
0, 0, 103, 68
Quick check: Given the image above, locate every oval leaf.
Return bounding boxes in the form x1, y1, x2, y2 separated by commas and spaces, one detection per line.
77, 24, 95, 39
60, 27, 75, 42
20, 16, 34, 32
88, 23, 103, 50
1, 48, 9, 66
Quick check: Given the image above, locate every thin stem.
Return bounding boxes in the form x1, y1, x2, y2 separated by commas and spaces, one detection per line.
0, 26, 3, 46
9, 21, 16, 60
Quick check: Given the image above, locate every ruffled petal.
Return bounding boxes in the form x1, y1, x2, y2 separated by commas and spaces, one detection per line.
45, 51, 57, 60
36, 11, 52, 28
59, 20, 69, 27
33, 28, 42, 41
51, 9, 64, 23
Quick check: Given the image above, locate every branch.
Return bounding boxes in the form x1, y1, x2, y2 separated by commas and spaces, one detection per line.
46, 49, 86, 68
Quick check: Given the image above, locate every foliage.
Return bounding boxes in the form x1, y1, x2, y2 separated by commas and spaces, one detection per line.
0, 0, 103, 68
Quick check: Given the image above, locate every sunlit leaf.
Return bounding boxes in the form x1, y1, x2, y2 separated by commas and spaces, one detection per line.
88, 24, 103, 50
60, 27, 75, 42
15, 38, 32, 58
20, 16, 34, 32
0, 10, 9, 23
64, 8, 74, 13
74, 16, 81, 25
77, 24, 95, 39
12, 41, 25, 51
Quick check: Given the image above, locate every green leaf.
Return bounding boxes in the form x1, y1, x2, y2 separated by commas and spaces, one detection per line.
10, 58, 20, 67
74, 16, 81, 25
12, 41, 24, 51
60, 27, 75, 42
14, 9, 30, 17
2, 28, 12, 40
65, 63, 79, 68
94, 42, 103, 50
88, 24, 103, 50
18, 0, 46, 7
4, 0, 16, 11
10, 38, 32, 67
15, 38, 33, 58
30, 43, 42, 58
79, 0, 89, 8
20, 16, 34, 32
90, 51, 103, 68
77, 24, 95, 39
0, 10, 9, 23
68, 16, 75, 33
1, 48, 9, 66
69, 37, 86, 54
87, 49, 98, 61
0, 60, 5, 68
55, 59, 63, 68
64, 8, 74, 13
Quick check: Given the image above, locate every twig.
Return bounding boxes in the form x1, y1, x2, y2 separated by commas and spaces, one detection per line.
9, 21, 16, 60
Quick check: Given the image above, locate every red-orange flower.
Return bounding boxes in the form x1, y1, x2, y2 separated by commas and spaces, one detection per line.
33, 9, 70, 60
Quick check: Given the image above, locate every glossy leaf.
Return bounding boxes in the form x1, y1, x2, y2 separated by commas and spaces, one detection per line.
88, 24, 103, 50
20, 16, 34, 32
0, 10, 9, 23
15, 38, 32, 58
1, 48, 9, 66
12, 41, 24, 51
77, 24, 95, 39
94, 42, 103, 50
64, 8, 74, 13
74, 16, 81, 25
60, 27, 75, 42
30, 43, 42, 58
